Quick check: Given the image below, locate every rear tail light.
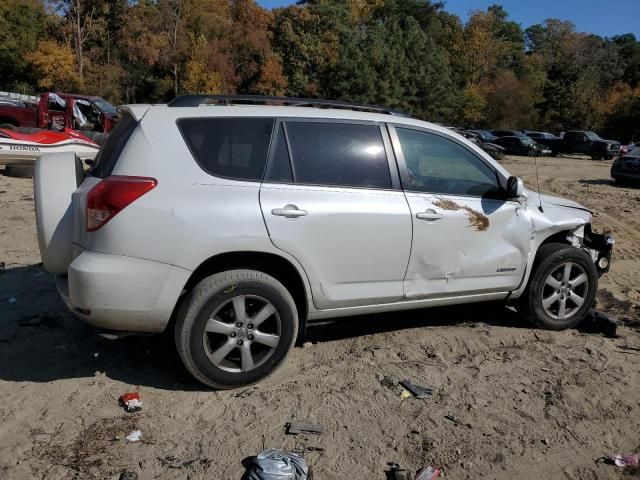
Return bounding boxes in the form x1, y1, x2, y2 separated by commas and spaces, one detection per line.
86, 175, 157, 232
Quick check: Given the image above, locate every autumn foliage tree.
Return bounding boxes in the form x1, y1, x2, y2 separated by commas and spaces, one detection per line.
0, 0, 50, 91
0, 0, 638, 141
25, 39, 79, 91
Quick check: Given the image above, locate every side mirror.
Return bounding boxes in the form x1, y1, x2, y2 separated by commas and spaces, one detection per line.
507, 176, 524, 199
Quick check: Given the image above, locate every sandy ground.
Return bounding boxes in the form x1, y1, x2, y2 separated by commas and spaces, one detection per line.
0, 155, 639, 480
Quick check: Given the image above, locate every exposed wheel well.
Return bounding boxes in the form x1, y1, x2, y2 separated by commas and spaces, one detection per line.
173, 251, 309, 334
536, 224, 594, 262
538, 230, 573, 250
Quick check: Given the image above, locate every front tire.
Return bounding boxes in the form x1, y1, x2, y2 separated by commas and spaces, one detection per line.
519, 243, 598, 330
175, 269, 298, 389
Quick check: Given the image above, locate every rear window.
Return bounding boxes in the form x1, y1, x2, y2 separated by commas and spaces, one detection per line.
178, 117, 274, 181
90, 113, 138, 178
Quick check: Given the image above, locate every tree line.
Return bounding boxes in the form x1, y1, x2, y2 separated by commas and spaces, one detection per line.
1, 0, 639, 141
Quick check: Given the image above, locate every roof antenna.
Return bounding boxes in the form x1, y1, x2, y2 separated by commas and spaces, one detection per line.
533, 143, 544, 212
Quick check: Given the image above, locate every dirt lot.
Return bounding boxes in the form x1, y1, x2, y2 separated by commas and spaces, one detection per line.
1, 155, 639, 480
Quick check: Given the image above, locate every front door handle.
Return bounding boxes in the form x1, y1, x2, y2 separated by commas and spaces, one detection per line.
272, 204, 308, 218
416, 210, 443, 221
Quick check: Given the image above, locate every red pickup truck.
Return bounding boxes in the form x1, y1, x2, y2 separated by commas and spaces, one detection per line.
0, 92, 119, 133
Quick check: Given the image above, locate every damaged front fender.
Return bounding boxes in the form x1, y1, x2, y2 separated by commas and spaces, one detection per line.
510, 201, 614, 298
529, 205, 613, 274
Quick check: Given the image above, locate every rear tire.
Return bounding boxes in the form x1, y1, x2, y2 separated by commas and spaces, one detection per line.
4, 164, 34, 178
519, 243, 597, 330
175, 269, 298, 389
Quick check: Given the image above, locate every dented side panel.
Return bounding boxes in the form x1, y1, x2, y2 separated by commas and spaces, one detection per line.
403, 193, 533, 298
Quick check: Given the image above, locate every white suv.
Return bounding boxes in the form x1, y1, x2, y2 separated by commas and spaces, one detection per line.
34, 95, 613, 388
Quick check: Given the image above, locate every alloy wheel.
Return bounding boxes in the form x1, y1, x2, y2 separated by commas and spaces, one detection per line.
202, 295, 281, 373
541, 262, 589, 320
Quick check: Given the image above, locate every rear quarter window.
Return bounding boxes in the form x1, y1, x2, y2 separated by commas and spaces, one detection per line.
177, 117, 274, 181
90, 113, 138, 178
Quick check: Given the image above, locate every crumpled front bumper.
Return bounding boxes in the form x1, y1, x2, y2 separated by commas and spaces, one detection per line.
584, 225, 614, 275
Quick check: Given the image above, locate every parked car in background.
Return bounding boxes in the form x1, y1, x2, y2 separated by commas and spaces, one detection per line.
535, 130, 621, 160
492, 130, 528, 138
0, 97, 31, 108
524, 131, 561, 141
34, 95, 613, 388
0, 92, 119, 133
621, 142, 639, 156
492, 136, 551, 156
466, 129, 497, 143
461, 130, 505, 160
611, 154, 640, 185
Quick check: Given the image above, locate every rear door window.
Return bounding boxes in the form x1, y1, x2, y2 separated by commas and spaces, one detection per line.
178, 117, 274, 181
90, 113, 138, 178
284, 122, 391, 189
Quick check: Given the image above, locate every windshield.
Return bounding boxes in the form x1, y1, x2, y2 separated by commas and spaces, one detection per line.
584, 131, 600, 140
92, 98, 118, 115
473, 130, 495, 141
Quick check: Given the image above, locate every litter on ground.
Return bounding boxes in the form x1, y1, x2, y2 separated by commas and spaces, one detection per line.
125, 430, 142, 442
414, 465, 441, 479
399, 380, 434, 399
613, 453, 640, 467
120, 392, 143, 413
286, 422, 323, 435
244, 449, 311, 480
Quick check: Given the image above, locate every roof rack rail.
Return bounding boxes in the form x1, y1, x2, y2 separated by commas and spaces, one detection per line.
167, 94, 409, 116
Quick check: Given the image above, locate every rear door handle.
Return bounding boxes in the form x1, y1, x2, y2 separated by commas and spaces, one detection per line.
416, 211, 443, 221
271, 205, 308, 218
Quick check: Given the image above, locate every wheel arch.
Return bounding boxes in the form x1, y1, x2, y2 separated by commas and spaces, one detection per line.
537, 229, 575, 250
0, 117, 19, 127
510, 224, 591, 299
169, 251, 311, 339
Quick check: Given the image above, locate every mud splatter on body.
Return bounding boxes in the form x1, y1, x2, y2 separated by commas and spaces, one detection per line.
433, 197, 490, 231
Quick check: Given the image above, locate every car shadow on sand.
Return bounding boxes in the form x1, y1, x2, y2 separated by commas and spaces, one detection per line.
577, 178, 637, 188
0, 263, 609, 390
305, 302, 530, 344
0, 264, 196, 390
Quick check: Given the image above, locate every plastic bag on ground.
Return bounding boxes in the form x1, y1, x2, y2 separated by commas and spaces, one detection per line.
244, 449, 311, 480
614, 453, 640, 468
